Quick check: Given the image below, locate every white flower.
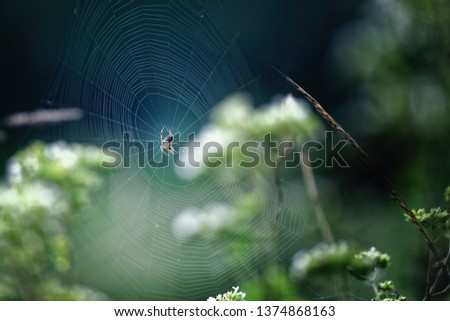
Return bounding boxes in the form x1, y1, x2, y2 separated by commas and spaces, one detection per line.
0, 182, 68, 217
281, 94, 309, 122
254, 94, 309, 130
175, 125, 240, 181
46, 142, 79, 169
211, 94, 253, 129
290, 250, 312, 278
6, 159, 23, 184
207, 286, 246, 301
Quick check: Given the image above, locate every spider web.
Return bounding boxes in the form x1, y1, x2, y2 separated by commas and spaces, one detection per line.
42, 0, 325, 300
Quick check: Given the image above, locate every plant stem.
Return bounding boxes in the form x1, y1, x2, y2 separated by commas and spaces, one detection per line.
369, 270, 379, 300
300, 154, 352, 299
424, 250, 433, 298
430, 282, 450, 298
371, 282, 379, 300
426, 251, 450, 299
424, 227, 435, 298
300, 153, 334, 245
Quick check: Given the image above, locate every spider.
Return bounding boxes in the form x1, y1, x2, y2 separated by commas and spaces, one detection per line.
160, 126, 176, 155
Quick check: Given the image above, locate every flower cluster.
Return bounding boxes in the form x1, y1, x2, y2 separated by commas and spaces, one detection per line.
176, 93, 321, 180
348, 247, 391, 281
0, 141, 109, 300
374, 281, 406, 301
404, 187, 450, 238
207, 286, 246, 301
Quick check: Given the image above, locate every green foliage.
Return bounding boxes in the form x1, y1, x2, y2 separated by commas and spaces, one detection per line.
348, 248, 405, 300
289, 244, 407, 300
211, 94, 321, 142
0, 0, 447, 303
174, 95, 323, 296
329, 0, 450, 300
334, 0, 450, 136
405, 208, 449, 229
400, 187, 450, 299
404, 187, 450, 239
207, 286, 246, 301
9, 141, 108, 211
0, 141, 109, 300
290, 242, 354, 279
241, 265, 303, 300
374, 281, 406, 301
178, 91, 433, 300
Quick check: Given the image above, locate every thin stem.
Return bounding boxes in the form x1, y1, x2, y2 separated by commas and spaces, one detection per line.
300, 154, 351, 298
273, 66, 447, 276
424, 227, 435, 297
371, 282, 379, 300
424, 250, 433, 298
426, 252, 450, 300
337, 274, 352, 301
430, 282, 450, 298
370, 270, 379, 300
300, 153, 334, 245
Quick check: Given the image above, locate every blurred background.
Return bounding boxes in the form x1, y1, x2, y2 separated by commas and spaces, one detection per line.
0, 0, 449, 300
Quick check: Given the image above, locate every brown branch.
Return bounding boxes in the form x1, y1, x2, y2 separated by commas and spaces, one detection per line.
424, 250, 433, 297
426, 252, 450, 300
430, 283, 450, 298
273, 66, 447, 276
